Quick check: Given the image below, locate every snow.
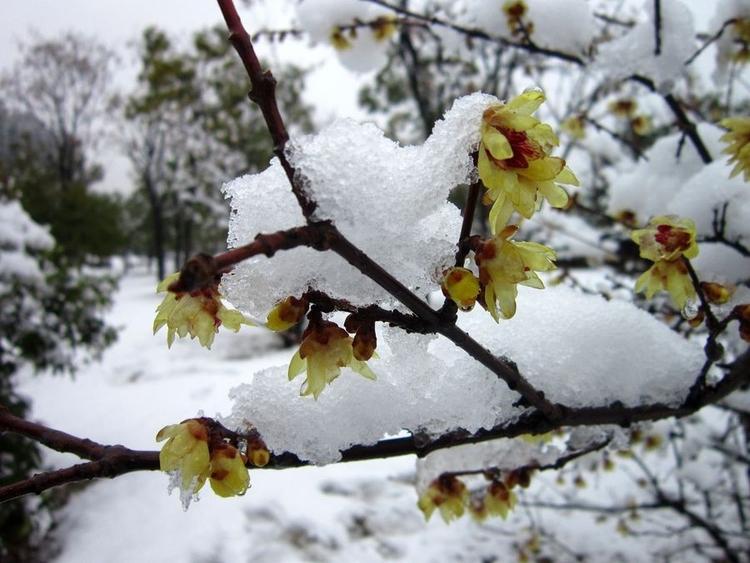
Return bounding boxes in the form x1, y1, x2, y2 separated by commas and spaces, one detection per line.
595, 0, 696, 90
606, 122, 750, 281
0, 200, 54, 252
226, 282, 704, 465
295, 0, 392, 72
14, 270, 746, 562
466, 0, 594, 55
710, 0, 750, 81
606, 123, 725, 223
222, 93, 494, 317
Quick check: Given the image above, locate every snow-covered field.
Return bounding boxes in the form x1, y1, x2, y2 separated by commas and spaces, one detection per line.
15, 269, 707, 562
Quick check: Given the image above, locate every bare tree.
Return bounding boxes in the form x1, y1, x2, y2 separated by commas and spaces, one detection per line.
1, 32, 116, 190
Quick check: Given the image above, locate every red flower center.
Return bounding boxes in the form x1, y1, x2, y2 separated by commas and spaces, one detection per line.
654, 224, 691, 253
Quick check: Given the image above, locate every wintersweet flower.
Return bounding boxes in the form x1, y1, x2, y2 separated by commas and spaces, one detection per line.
728, 19, 750, 64
474, 225, 557, 321
208, 443, 250, 497
609, 98, 638, 118
631, 115, 652, 136
478, 89, 579, 233
631, 216, 699, 262
156, 420, 252, 499
483, 481, 517, 519
503, 0, 529, 35
266, 296, 308, 332
288, 320, 376, 399
635, 260, 696, 310
417, 475, 469, 523
631, 216, 699, 310
441, 267, 481, 311
719, 116, 750, 181
156, 420, 211, 494
561, 115, 586, 140
329, 26, 351, 50
371, 15, 397, 42
153, 272, 251, 349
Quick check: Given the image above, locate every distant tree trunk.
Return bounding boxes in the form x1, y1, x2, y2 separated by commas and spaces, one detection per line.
173, 199, 183, 273
144, 173, 165, 280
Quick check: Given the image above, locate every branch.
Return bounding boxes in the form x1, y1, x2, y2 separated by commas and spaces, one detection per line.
362, 0, 713, 165
216, 0, 316, 218
440, 436, 611, 480
214, 0, 561, 420
3, 347, 749, 503
653, 0, 663, 56
685, 18, 738, 66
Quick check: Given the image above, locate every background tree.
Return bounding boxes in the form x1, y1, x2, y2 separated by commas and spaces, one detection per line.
0, 34, 126, 262
124, 26, 313, 279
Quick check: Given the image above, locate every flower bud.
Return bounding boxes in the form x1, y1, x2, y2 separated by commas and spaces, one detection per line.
352, 321, 377, 361
701, 282, 732, 304
266, 296, 308, 332
441, 267, 481, 311
249, 447, 270, 467
209, 443, 250, 498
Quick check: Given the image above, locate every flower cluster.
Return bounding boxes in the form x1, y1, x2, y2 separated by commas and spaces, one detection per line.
608, 98, 652, 136
728, 19, 750, 64
502, 0, 531, 36
478, 89, 578, 234
329, 15, 397, 51
153, 272, 252, 349
156, 419, 269, 499
631, 215, 699, 310
289, 319, 376, 399
720, 116, 750, 181
418, 467, 533, 524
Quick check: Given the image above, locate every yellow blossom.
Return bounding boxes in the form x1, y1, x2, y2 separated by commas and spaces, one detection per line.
631, 216, 699, 309
503, 0, 529, 35
417, 476, 469, 523
635, 259, 696, 310
474, 225, 557, 321
209, 443, 250, 497
561, 115, 586, 140
156, 420, 211, 494
609, 98, 638, 118
484, 481, 517, 519
631, 216, 699, 262
153, 272, 252, 349
288, 320, 376, 399
631, 115, 652, 136
720, 116, 750, 181
441, 267, 481, 311
156, 420, 252, 499
266, 296, 308, 332
478, 89, 579, 233
330, 26, 351, 50
371, 15, 398, 41
728, 19, 750, 64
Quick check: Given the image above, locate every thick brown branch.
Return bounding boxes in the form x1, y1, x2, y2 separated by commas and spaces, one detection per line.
216, 0, 316, 218
2, 348, 748, 502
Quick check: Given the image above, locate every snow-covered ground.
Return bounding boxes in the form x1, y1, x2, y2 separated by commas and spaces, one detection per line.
16, 269, 727, 562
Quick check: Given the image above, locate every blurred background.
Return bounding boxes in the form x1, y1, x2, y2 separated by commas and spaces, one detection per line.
1, 0, 749, 561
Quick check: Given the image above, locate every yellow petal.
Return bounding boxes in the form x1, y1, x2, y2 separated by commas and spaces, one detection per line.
483, 128, 514, 160
288, 350, 306, 380
505, 89, 545, 115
